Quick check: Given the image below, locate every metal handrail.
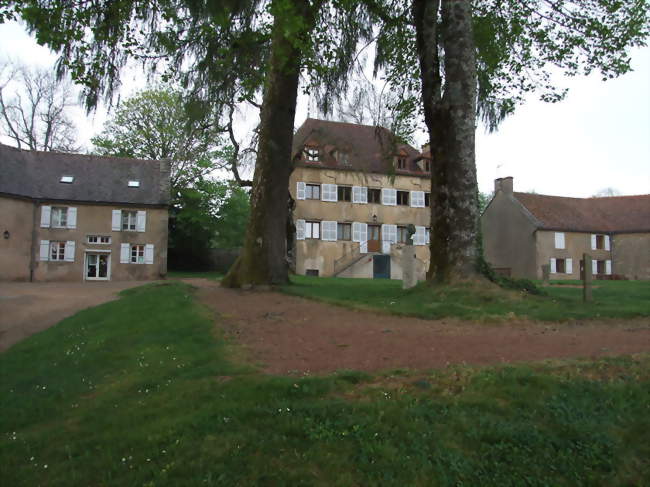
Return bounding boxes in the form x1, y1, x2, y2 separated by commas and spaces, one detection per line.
333, 240, 369, 275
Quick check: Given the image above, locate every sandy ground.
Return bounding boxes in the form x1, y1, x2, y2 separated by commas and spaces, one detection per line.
0, 281, 148, 352
188, 278, 650, 375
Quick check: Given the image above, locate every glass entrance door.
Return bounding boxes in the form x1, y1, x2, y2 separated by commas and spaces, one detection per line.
86, 253, 110, 280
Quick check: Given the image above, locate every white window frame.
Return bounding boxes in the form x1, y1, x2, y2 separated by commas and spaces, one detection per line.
305, 221, 320, 239
337, 222, 352, 241
87, 235, 112, 244
130, 244, 146, 264
321, 184, 337, 202
305, 147, 320, 162
352, 186, 368, 204
122, 210, 137, 231
51, 206, 68, 228
305, 183, 320, 200
554, 232, 565, 249
381, 188, 397, 206
410, 191, 425, 208
396, 190, 410, 206
50, 241, 66, 261
321, 221, 338, 241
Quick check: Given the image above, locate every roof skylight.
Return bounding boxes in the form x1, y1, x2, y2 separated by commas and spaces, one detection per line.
60, 176, 74, 183
128, 180, 140, 188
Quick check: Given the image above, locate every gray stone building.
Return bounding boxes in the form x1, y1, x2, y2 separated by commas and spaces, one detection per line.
0, 143, 170, 282
481, 177, 650, 280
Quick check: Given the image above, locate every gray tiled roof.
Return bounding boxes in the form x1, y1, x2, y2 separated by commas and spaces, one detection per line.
0, 143, 170, 206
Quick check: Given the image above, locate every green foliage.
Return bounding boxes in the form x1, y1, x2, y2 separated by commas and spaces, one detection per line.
1, 283, 649, 485
282, 276, 650, 321
92, 87, 227, 191
170, 181, 250, 268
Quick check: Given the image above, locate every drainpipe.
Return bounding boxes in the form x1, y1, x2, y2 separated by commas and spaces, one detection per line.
29, 199, 39, 282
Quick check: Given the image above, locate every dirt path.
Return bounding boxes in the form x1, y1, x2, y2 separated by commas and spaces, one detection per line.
0, 281, 148, 352
188, 278, 650, 375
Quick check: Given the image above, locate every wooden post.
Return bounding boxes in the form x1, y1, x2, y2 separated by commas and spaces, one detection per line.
583, 253, 592, 302
541, 264, 550, 286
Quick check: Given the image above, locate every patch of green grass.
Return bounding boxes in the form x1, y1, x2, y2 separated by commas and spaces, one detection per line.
281, 275, 650, 321
1, 283, 649, 486
167, 270, 223, 280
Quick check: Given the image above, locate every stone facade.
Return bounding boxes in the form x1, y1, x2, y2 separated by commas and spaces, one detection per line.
481, 177, 650, 280
1, 144, 170, 282
290, 119, 431, 279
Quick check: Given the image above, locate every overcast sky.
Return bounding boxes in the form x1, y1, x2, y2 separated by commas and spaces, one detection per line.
1, 20, 648, 198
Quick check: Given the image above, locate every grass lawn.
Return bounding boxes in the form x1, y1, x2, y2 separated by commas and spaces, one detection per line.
1, 282, 649, 485
281, 275, 650, 321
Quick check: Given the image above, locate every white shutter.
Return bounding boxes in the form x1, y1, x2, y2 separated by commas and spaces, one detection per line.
352, 222, 362, 242
296, 182, 306, 200
64, 241, 75, 262
381, 188, 396, 206
554, 232, 565, 249
382, 224, 397, 253
136, 211, 146, 232
112, 210, 122, 231
360, 241, 368, 253
604, 235, 610, 251
144, 244, 154, 264
321, 221, 337, 241
296, 219, 305, 240
66, 207, 77, 229
410, 191, 425, 208
39, 240, 50, 261
425, 228, 430, 244
120, 243, 130, 264
566, 258, 573, 275
591, 234, 597, 250
414, 226, 426, 245
321, 184, 337, 202
606, 260, 612, 275
550, 258, 557, 274
40, 206, 51, 228
592, 260, 598, 275
352, 186, 367, 204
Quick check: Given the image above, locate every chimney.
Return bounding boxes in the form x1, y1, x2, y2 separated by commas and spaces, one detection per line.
500, 176, 513, 194
421, 143, 430, 155
494, 176, 513, 194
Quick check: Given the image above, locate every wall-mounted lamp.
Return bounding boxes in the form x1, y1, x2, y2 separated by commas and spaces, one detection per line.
3, 230, 9, 239
372, 214, 377, 223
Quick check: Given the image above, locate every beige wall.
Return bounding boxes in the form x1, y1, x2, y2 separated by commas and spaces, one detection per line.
29, 202, 168, 282
0, 196, 35, 281
613, 233, 650, 280
481, 192, 538, 278
536, 230, 613, 280
290, 167, 430, 278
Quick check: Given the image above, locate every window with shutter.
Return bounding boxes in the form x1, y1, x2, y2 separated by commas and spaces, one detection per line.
296, 219, 306, 240
67, 207, 77, 229
368, 188, 381, 203
305, 184, 320, 199
40, 206, 51, 228
605, 260, 612, 275
321, 184, 338, 202
550, 258, 557, 274
305, 221, 320, 239
381, 188, 396, 206
296, 182, 306, 200
39, 240, 50, 261
321, 221, 337, 241
337, 223, 351, 240
410, 191, 425, 208
352, 186, 367, 204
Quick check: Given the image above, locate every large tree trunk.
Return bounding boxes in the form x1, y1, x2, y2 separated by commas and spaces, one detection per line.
222, 1, 311, 288
414, 0, 479, 284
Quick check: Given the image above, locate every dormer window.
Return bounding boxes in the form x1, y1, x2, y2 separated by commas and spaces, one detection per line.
423, 159, 431, 172
336, 151, 350, 166
305, 147, 320, 162
396, 156, 407, 170
128, 180, 140, 188
60, 176, 74, 183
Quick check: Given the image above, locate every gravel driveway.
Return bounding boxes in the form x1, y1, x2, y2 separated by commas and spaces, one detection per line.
0, 281, 148, 352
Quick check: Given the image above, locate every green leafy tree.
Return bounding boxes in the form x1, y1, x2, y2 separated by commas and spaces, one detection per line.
9, 0, 375, 287
372, 0, 648, 283
92, 88, 226, 192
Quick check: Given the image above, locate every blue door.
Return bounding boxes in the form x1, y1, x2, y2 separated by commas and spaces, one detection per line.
373, 255, 390, 279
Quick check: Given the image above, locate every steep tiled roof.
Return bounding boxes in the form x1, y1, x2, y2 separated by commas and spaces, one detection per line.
0, 143, 170, 206
514, 192, 650, 233
292, 118, 428, 177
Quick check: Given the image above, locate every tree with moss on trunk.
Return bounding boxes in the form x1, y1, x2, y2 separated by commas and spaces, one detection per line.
372, 0, 648, 283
